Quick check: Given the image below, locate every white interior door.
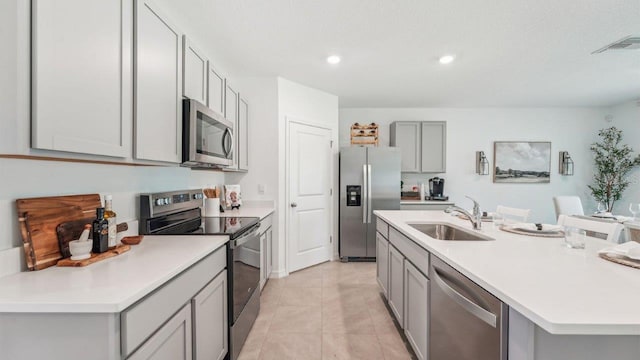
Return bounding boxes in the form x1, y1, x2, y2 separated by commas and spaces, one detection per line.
288, 121, 332, 272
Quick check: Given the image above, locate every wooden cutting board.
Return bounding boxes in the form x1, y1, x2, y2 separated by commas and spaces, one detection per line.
17, 194, 102, 270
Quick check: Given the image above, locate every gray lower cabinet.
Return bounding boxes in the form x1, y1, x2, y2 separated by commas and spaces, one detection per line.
128, 304, 193, 360
388, 244, 405, 327
376, 231, 389, 298
193, 271, 228, 360
404, 261, 429, 360
259, 215, 274, 291
390, 121, 446, 173
122, 247, 227, 359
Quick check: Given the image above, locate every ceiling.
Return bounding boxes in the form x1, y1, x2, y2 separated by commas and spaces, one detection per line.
159, 0, 640, 108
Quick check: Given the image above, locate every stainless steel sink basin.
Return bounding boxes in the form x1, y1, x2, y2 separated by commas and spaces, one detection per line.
408, 223, 494, 241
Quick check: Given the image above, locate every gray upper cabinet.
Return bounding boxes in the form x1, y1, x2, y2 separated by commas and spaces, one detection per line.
390, 122, 421, 172
421, 122, 446, 172
238, 97, 249, 171
134, 0, 183, 163
182, 35, 208, 104
207, 66, 225, 115
32, 0, 131, 158
225, 81, 239, 170
390, 121, 446, 173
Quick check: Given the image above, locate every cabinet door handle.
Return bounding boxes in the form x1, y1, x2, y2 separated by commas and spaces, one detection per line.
290, 202, 298, 208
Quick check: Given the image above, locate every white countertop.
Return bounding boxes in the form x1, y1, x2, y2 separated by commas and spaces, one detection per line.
0, 235, 228, 313
374, 210, 640, 335
217, 206, 274, 220
400, 200, 454, 205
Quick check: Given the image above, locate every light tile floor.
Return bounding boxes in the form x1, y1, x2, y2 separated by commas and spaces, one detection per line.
238, 261, 417, 360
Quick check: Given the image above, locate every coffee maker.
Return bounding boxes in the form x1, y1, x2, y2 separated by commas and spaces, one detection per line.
427, 177, 448, 201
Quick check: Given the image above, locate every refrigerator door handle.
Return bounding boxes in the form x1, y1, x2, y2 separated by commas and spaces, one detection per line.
362, 164, 368, 223
367, 164, 372, 223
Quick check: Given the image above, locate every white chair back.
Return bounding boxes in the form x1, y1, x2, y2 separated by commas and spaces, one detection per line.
496, 205, 531, 222
557, 215, 624, 243
553, 196, 585, 219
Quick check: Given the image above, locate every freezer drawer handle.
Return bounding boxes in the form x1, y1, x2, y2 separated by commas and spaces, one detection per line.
433, 266, 497, 328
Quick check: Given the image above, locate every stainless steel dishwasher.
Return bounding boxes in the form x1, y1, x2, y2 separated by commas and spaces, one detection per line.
429, 256, 508, 360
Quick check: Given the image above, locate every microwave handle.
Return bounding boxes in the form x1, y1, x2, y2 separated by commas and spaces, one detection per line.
222, 128, 232, 158
226, 128, 234, 159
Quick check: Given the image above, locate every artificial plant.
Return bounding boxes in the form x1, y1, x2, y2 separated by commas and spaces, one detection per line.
588, 127, 640, 212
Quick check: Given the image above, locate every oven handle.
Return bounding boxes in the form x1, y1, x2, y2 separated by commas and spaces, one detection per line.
229, 224, 261, 249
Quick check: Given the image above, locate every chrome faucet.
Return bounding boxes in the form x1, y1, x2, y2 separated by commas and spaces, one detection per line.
445, 196, 482, 230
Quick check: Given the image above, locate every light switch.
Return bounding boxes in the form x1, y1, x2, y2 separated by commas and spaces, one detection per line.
258, 184, 266, 194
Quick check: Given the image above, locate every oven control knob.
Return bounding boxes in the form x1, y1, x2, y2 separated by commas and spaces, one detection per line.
164, 197, 172, 204
156, 198, 165, 206
193, 193, 203, 200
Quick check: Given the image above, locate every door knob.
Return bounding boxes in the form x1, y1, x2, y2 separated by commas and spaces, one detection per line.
290, 202, 298, 208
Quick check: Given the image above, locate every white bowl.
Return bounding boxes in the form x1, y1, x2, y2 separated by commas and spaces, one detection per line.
69, 240, 92, 261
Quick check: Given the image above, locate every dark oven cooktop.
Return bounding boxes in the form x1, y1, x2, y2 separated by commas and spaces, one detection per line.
197, 217, 260, 239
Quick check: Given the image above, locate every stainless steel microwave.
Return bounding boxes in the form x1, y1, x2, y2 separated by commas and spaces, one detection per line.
182, 99, 234, 168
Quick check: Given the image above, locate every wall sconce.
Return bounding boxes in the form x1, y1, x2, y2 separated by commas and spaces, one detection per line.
559, 151, 574, 176
476, 151, 489, 175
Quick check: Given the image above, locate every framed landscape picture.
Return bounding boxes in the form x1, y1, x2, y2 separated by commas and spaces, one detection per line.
493, 141, 551, 183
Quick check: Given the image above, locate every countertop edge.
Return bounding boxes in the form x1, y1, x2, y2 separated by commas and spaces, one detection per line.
0, 238, 229, 314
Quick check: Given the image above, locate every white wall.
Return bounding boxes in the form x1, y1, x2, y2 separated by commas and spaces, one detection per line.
610, 100, 640, 215
0, 158, 225, 251
278, 78, 340, 273
340, 108, 610, 224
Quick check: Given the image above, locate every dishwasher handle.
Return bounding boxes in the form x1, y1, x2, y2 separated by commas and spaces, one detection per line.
433, 266, 497, 328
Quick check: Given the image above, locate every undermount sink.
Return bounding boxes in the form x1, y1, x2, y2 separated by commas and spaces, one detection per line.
408, 223, 494, 241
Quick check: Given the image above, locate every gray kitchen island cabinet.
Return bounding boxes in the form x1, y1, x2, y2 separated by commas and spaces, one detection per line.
388, 243, 405, 327
390, 121, 446, 173
404, 260, 429, 360
376, 231, 389, 297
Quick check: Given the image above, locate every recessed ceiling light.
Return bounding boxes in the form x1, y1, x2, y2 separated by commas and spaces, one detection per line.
327, 55, 341, 65
439, 55, 455, 64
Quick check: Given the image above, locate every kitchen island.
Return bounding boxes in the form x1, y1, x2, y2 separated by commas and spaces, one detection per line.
0, 235, 228, 359
375, 210, 640, 360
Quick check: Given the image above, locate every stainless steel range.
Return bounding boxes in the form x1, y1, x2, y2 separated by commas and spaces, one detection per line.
139, 189, 261, 360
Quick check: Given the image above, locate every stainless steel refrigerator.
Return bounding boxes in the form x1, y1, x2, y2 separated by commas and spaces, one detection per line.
340, 147, 401, 260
